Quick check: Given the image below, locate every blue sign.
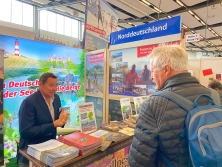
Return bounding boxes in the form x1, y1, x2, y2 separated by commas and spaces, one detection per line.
110, 16, 181, 45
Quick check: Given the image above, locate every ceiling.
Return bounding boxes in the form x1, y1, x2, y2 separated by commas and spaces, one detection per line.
20, 0, 222, 53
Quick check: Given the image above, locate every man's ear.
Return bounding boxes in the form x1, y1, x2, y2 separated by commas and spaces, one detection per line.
39, 81, 43, 88
215, 88, 219, 91
165, 64, 171, 75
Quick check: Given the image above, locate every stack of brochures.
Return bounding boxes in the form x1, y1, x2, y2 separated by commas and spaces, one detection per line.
124, 117, 137, 128
89, 129, 126, 151
119, 127, 135, 136
27, 140, 79, 167
58, 132, 102, 155
100, 123, 120, 131
110, 121, 128, 128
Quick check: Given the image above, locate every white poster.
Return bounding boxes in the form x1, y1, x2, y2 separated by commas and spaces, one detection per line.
120, 98, 132, 120
78, 102, 97, 134
133, 97, 142, 114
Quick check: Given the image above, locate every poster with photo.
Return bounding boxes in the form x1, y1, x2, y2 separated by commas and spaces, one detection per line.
0, 49, 3, 165
86, 52, 105, 94
147, 85, 156, 95
216, 74, 221, 81
109, 47, 155, 96
132, 85, 147, 96
113, 83, 125, 94
0, 35, 85, 159
133, 97, 142, 114
84, 0, 118, 51
78, 102, 97, 134
111, 52, 122, 63
120, 98, 132, 120
112, 73, 124, 83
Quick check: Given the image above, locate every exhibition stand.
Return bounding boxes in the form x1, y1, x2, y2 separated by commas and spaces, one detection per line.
20, 135, 132, 167
18, 15, 184, 167
105, 16, 182, 122
84, 49, 108, 126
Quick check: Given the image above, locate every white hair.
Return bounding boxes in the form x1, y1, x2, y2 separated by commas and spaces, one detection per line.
149, 45, 188, 71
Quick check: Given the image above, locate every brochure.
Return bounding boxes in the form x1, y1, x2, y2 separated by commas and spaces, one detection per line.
78, 102, 97, 134
120, 98, 132, 120
133, 97, 142, 114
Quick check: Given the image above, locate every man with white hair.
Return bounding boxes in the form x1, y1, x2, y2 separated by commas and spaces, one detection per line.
128, 45, 218, 167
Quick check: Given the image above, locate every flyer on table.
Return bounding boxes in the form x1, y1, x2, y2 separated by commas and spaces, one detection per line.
78, 102, 97, 134
120, 98, 132, 120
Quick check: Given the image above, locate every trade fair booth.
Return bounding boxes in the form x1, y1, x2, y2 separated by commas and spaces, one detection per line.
0, 15, 194, 167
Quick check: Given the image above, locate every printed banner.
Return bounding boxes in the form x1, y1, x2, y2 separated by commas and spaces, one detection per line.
137, 40, 180, 58
120, 98, 132, 120
110, 16, 181, 45
84, 0, 118, 51
133, 97, 142, 114
78, 102, 97, 134
86, 52, 105, 94
0, 49, 3, 165
109, 47, 156, 96
109, 40, 181, 96
0, 35, 85, 159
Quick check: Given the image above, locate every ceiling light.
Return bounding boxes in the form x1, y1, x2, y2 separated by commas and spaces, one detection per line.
188, 10, 194, 15
128, 22, 132, 25
56, 8, 65, 12
176, 0, 184, 7
200, 21, 206, 25
194, 15, 200, 20
211, 30, 216, 34
191, 31, 195, 34
167, 16, 172, 18
140, 0, 162, 13
200, 36, 203, 39
215, 34, 219, 37
208, 28, 212, 31
32, 0, 44, 5
182, 24, 188, 29
154, 7, 162, 13
118, 0, 156, 20
141, 0, 151, 6
81, 3, 86, 6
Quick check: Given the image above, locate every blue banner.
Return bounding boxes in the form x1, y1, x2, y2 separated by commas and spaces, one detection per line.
110, 16, 181, 45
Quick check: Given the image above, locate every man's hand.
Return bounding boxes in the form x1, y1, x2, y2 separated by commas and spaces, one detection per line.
53, 108, 70, 127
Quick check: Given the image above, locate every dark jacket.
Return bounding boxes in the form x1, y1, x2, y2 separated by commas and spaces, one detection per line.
18, 90, 61, 164
128, 72, 213, 167
218, 91, 222, 106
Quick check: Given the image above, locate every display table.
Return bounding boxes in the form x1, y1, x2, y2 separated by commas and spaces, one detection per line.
20, 135, 133, 167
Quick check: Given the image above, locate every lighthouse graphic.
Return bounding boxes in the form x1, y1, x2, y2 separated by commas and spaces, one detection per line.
15, 39, 19, 56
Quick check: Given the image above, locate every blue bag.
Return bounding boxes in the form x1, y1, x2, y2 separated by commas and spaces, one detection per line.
152, 89, 222, 167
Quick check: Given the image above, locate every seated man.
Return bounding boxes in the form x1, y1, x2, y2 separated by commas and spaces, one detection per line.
208, 80, 222, 104
18, 72, 69, 167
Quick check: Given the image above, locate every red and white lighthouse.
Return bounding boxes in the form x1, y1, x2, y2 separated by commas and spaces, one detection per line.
15, 39, 19, 56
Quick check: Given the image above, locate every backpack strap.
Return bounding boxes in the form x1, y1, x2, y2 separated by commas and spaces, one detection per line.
152, 90, 193, 167
160, 153, 174, 167
151, 90, 193, 112
209, 88, 221, 106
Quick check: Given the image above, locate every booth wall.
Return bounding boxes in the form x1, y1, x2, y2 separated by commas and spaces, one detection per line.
188, 57, 222, 87
1, 34, 84, 158
0, 49, 3, 165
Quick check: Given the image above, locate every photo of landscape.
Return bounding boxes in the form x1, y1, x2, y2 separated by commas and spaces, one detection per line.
0, 34, 85, 158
